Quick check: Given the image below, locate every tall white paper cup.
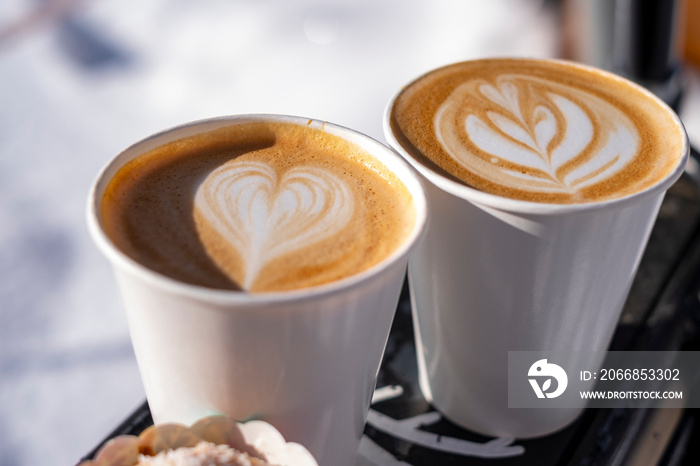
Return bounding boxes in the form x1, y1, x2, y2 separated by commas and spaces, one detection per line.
87, 115, 427, 466
383, 61, 688, 438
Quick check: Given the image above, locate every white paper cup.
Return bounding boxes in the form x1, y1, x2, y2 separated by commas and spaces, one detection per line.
87, 115, 427, 466
383, 61, 688, 438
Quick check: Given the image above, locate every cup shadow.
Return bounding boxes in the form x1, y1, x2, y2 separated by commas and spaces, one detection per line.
107, 128, 278, 291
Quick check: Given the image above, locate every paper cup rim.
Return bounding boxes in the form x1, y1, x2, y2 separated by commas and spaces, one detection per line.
87, 114, 427, 304
383, 57, 689, 215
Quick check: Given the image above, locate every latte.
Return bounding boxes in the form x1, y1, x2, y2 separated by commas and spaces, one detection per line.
389, 58, 684, 203
100, 120, 415, 292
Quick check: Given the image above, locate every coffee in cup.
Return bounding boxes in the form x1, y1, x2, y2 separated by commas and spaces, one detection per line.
100, 120, 416, 292
389, 58, 683, 204
88, 115, 427, 466
384, 58, 687, 438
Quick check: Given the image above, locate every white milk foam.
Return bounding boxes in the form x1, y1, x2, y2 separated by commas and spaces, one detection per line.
435, 75, 639, 195
195, 160, 355, 290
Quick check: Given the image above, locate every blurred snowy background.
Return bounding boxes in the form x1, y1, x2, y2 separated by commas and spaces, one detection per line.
2, 0, 697, 464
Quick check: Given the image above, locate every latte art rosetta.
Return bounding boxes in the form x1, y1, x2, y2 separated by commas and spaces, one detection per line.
195, 160, 354, 290
435, 76, 639, 195
390, 59, 684, 203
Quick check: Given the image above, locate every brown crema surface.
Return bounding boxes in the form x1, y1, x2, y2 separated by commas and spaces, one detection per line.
390, 59, 684, 203
101, 121, 415, 292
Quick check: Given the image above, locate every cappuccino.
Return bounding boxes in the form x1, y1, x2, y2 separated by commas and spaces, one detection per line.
389, 58, 683, 203
384, 58, 688, 438
101, 120, 415, 292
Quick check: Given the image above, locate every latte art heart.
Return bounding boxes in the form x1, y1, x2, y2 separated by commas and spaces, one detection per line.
195, 160, 355, 290
101, 121, 415, 292
435, 75, 639, 195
